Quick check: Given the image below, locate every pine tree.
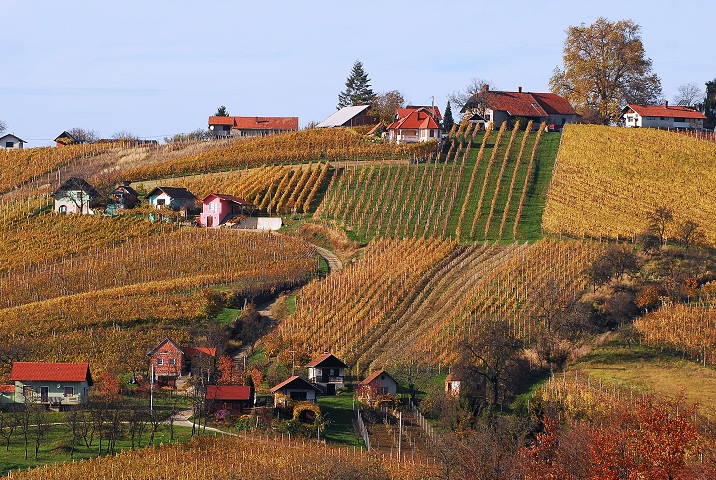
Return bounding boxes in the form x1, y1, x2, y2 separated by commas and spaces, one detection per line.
337, 60, 376, 109
705, 78, 716, 130
443, 101, 455, 133
215, 105, 229, 116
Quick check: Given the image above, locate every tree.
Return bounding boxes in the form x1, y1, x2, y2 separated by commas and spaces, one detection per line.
215, 105, 229, 116
449, 77, 494, 114
370, 90, 405, 124
674, 82, 703, 107
337, 60, 375, 109
705, 78, 716, 130
647, 205, 674, 247
550, 18, 662, 125
0, 119, 6, 134
443, 101, 455, 133
112, 130, 139, 141
68, 127, 99, 143
676, 219, 703, 257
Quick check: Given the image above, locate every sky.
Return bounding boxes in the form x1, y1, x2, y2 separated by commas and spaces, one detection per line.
2, 0, 714, 147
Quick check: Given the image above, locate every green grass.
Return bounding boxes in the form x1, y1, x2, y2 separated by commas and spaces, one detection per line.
317, 394, 364, 447
215, 307, 242, 325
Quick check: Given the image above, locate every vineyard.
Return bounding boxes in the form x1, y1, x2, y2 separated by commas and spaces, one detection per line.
5, 434, 437, 480
314, 123, 559, 242
543, 124, 716, 246
266, 238, 601, 372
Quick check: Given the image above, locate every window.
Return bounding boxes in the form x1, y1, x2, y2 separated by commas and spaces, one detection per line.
157, 358, 164, 366
485, 114, 491, 121
380, 387, 390, 394
675, 118, 685, 122
58, 205, 67, 213
156, 199, 166, 206
290, 391, 307, 401
5, 142, 13, 148
169, 358, 176, 366
209, 202, 217, 212
429, 130, 434, 137
64, 386, 74, 397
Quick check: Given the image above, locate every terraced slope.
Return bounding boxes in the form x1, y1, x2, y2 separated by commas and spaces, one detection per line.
543, 124, 716, 246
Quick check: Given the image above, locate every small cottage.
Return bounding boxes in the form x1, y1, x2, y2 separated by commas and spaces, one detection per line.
53, 177, 103, 214
306, 353, 348, 395
199, 193, 254, 228
386, 106, 443, 144
270, 376, 323, 404
0, 385, 15, 404
108, 182, 139, 212
147, 338, 216, 386
144, 186, 199, 216
9, 362, 93, 409
0, 133, 26, 149
54, 131, 81, 146
206, 385, 254, 415
622, 101, 707, 130
357, 369, 398, 404
445, 371, 461, 397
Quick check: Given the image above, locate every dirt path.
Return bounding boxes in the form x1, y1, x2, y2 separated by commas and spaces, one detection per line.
314, 245, 343, 273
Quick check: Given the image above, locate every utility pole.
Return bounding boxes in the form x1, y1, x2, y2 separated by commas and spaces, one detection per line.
289, 350, 297, 376
150, 364, 154, 413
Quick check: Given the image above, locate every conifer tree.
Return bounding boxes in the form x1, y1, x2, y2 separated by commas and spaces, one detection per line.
443, 101, 455, 133
337, 60, 376, 109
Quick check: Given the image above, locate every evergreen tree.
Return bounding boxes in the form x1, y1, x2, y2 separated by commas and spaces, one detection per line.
705, 78, 716, 130
337, 60, 376, 109
443, 101, 455, 133
215, 105, 229, 116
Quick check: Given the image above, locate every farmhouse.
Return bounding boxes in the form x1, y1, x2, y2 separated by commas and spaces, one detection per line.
206, 385, 254, 415
9, 362, 92, 409
53, 177, 103, 215
622, 101, 706, 130
147, 338, 216, 386
462, 85, 578, 130
270, 376, 323, 404
306, 353, 348, 395
0, 133, 26, 149
144, 186, 199, 216
316, 105, 375, 128
357, 369, 397, 404
386, 106, 443, 144
198, 193, 255, 228
108, 181, 139, 212
208, 116, 299, 138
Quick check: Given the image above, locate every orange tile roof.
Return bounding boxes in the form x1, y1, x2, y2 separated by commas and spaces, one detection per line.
531, 93, 577, 115
625, 104, 706, 119
388, 107, 441, 131
182, 346, 216, 358
206, 385, 252, 401
360, 369, 395, 385
0, 385, 15, 393
208, 116, 299, 131
10, 362, 91, 382
396, 105, 442, 121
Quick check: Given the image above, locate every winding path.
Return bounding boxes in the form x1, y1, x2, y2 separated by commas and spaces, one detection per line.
313, 245, 343, 273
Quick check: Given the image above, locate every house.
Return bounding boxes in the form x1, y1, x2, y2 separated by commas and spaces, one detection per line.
622, 101, 706, 130
306, 353, 348, 395
386, 106, 443, 144
206, 385, 254, 415
108, 181, 139, 213
445, 371, 461, 397
53, 177, 103, 214
357, 369, 397, 404
54, 131, 81, 146
147, 338, 216, 386
461, 85, 579, 130
208, 116, 299, 138
270, 376, 323, 404
9, 362, 92, 409
0, 385, 15, 404
144, 186, 199, 216
198, 193, 255, 228
316, 105, 376, 128
0, 133, 26, 149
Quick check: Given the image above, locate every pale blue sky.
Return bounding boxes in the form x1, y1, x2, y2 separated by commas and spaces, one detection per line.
2, 0, 713, 146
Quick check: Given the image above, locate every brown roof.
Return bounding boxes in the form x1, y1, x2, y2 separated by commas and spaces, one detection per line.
464, 89, 576, 117
202, 193, 254, 207
208, 116, 299, 131
144, 186, 197, 200
206, 385, 252, 401
270, 375, 322, 393
360, 369, 395, 385
10, 362, 92, 384
306, 353, 348, 369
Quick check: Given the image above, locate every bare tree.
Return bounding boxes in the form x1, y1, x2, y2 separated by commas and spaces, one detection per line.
449, 78, 495, 114
676, 219, 703, 257
68, 128, 100, 143
674, 82, 704, 107
647, 205, 674, 247
0, 120, 6, 134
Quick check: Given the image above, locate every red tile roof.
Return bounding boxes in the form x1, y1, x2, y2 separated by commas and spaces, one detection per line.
625, 104, 706, 119
396, 106, 442, 121
182, 346, 216, 358
387, 107, 441, 131
270, 375, 322, 393
465, 90, 576, 117
360, 369, 395, 385
306, 353, 348, 368
0, 385, 15, 393
10, 362, 91, 383
208, 116, 298, 131
206, 385, 252, 401
531, 93, 577, 115
202, 193, 254, 207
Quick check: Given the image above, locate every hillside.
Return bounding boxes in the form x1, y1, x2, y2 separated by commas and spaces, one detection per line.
543, 124, 716, 246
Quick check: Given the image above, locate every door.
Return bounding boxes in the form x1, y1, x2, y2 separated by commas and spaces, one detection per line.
326, 384, 336, 395
40, 386, 49, 403
206, 215, 213, 227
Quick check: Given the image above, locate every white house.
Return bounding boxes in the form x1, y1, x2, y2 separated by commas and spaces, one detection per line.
144, 186, 198, 214
622, 102, 706, 130
270, 375, 323, 403
358, 369, 398, 404
0, 133, 26, 149
306, 353, 348, 395
10, 362, 93, 410
53, 177, 102, 214
386, 106, 443, 144
208, 116, 299, 138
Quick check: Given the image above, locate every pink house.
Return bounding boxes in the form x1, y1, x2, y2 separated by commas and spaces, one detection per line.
199, 193, 255, 228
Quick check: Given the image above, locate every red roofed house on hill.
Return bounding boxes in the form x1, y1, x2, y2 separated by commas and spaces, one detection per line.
270, 376, 323, 405
462, 85, 578, 131
386, 105, 443, 145
206, 385, 254, 415
9, 362, 93, 409
306, 353, 348, 395
208, 116, 299, 138
622, 101, 707, 130
198, 193, 255, 228
357, 369, 398, 404
147, 338, 217, 387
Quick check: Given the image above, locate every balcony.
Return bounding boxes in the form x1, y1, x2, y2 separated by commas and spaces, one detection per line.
28, 394, 85, 405
311, 376, 344, 384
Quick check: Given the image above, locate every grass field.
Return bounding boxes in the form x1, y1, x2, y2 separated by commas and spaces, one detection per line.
318, 394, 364, 447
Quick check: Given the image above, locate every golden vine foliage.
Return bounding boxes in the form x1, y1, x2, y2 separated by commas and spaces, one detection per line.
543, 125, 716, 246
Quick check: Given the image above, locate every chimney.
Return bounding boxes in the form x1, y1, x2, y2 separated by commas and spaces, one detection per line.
518, 86, 522, 93
664, 100, 668, 109
123, 180, 131, 186
482, 84, 489, 93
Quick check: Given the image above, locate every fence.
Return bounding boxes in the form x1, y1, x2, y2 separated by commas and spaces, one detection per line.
354, 406, 371, 451
406, 399, 438, 444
